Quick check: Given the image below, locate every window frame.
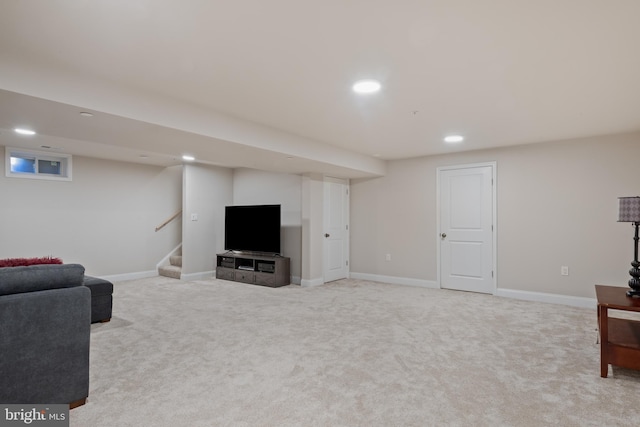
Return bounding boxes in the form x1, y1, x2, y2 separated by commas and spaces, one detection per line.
5, 147, 73, 181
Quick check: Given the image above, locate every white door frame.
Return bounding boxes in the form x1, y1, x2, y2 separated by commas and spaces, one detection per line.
436, 162, 497, 293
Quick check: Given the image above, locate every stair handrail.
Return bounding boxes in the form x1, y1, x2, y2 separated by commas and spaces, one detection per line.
155, 209, 182, 232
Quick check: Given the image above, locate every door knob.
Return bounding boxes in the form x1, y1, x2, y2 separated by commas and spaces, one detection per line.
325, 233, 330, 238
440, 233, 447, 239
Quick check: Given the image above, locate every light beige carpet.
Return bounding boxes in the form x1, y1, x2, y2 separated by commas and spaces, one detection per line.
71, 277, 640, 426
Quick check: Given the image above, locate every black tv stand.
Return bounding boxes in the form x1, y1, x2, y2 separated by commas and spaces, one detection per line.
216, 252, 290, 287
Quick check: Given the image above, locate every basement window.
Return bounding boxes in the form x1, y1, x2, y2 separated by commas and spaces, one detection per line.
5, 147, 72, 181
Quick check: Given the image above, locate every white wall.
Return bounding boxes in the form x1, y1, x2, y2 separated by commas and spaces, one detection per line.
182, 163, 233, 278
301, 174, 325, 286
0, 147, 182, 276
350, 132, 640, 299
232, 168, 302, 282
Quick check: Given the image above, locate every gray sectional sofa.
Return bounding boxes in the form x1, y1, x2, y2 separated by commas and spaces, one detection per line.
0, 263, 91, 408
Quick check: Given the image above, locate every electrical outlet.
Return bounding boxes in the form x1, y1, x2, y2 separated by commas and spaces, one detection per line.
561, 266, 569, 276
385, 254, 391, 261
191, 213, 198, 221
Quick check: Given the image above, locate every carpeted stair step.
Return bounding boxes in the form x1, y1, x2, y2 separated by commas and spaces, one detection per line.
170, 255, 182, 267
158, 265, 181, 279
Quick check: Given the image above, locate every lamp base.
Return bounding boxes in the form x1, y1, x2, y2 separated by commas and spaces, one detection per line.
627, 265, 640, 298
627, 289, 640, 298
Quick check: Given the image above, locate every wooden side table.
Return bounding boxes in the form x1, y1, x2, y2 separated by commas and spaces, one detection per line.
595, 285, 640, 377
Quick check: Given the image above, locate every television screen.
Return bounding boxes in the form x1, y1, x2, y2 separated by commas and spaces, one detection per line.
224, 204, 281, 254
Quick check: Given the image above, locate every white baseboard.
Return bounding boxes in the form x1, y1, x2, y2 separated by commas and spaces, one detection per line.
349, 272, 438, 289
101, 270, 216, 283
290, 275, 301, 285
98, 270, 157, 282
350, 272, 595, 308
494, 288, 596, 309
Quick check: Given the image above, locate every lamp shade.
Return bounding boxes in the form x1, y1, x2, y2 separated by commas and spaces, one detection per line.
618, 197, 640, 222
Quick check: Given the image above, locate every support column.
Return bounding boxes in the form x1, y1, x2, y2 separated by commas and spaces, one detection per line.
301, 174, 324, 286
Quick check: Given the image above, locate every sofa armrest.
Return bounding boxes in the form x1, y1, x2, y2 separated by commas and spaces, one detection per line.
0, 285, 91, 405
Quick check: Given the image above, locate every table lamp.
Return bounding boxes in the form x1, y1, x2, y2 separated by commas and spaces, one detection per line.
618, 196, 640, 297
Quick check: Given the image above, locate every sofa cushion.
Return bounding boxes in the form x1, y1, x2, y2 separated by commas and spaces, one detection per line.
0, 264, 85, 297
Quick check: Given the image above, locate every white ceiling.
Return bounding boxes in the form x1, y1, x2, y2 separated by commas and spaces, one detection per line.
1, 1, 639, 178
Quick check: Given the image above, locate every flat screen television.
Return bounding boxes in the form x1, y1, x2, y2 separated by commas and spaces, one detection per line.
224, 204, 281, 254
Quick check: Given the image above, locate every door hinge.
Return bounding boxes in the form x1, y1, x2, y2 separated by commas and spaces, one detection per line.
346, 224, 349, 230
492, 271, 494, 278
346, 188, 349, 195
346, 260, 349, 266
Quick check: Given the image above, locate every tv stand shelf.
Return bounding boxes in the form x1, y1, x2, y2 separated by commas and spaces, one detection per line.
216, 252, 290, 288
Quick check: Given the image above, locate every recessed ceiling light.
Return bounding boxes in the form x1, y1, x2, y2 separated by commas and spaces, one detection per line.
14, 128, 36, 135
79, 112, 94, 117
352, 79, 381, 94
444, 135, 464, 143
182, 155, 195, 161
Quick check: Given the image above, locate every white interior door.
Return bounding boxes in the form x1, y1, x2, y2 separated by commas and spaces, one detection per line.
323, 178, 349, 283
439, 164, 495, 294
